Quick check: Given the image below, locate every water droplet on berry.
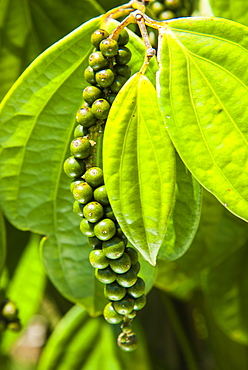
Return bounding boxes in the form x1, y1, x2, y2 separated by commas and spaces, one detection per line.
166, 116, 171, 119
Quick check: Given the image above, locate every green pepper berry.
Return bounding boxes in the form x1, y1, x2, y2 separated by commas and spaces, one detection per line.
7, 320, 22, 332
84, 66, 96, 85
117, 29, 129, 46
103, 302, 123, 324
94, 218, 116, 241
89, 51, 109, 71
70, 179, 83, 193
151, 1, 165, 15
73, 201, 84, 217
125, 247, 138, 265
104, 205, 116, 222
132, 261, 140, 274
73, 182, 93, 204
104, 282, 126, 301
116, 46, 132, 65
70, 137, 91, 159
164, 0, 182, 10
95, 68, 115, 88
117, 332, 138, 352
76, 107, 96, 127
88, 236, 102, 249
80, 218, 95, 237
95, 266, 117, 284
110, 252, 131, 274
91, 29, 109, 49
102, 236, 125, 259
116, 265, 138, 288
83, 85, 103, 105
127, 277, 145, 298
107, 93, 117, 105
89, 249, 109, 269
63, 156, 85, 178
133, 294, 146, 310
85, 167, 104, 188
93, 185, 109, 206
159, 10, 176, 20
113, 295, 134, 315
114, 64, 131, 79
73, 124, 85, 138
100, 38, 118, 57
83, 201, 104, 223
91, 98, 110, 119
2, 301, 18, 321
110, 76, 127, 93
126, 310, 136, 319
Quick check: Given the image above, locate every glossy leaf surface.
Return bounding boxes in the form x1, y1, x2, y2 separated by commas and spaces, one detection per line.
158, 17, 248, 222
209, 0, 248, 26
104, 74, 176, 265
159, 155, 202, 261
1, 233, 46, 353
0, 14, 157, 308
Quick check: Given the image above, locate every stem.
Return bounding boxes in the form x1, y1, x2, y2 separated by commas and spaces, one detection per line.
160, 292, 198, 370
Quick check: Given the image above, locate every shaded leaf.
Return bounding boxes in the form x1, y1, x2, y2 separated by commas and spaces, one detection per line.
203, 243, 248, 345
0, 211, 6, 277
155, 190, 248, 298
157, 17, 248, 222
38, 304, 152, 370
0, 0, 104, 100
159, 154, 202, 261
209, 0, 248, 26
104, 74, 176, 265
1, 233, 46, 353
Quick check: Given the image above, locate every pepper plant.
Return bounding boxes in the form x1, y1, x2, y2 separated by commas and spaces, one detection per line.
1, 0, 248, 367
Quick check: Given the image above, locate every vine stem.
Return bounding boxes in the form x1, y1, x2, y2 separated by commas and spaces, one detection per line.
160, 292, 198, 370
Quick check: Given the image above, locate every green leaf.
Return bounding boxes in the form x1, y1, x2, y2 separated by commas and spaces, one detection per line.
1, 233, 46, 353
209, 0, 248, 26
37, 305, 88, 370
0, 212, 6, 277
103, 74, 176, 265
159, 155, 202, 261
38, 305, 152, 370
0, 14, 157, 309
41, 234, 107, 316
203, 243, 248, 345
157, 17, 248, 222
0, 0, 104, 101
155, 190, 248, 298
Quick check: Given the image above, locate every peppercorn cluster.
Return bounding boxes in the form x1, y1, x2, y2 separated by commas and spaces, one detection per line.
63, 28, 146, 351
149, 0, 194, 20
0, 298, 21, 332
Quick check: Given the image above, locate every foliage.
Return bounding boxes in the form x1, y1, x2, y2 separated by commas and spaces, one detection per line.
0, 0, 248, 368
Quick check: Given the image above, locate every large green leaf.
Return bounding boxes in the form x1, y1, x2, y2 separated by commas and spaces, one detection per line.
103, 73, 176, 265
0, 15, 157, 309
209, 0, 248, 26
0, 211, 6, 276
0, 233, 46, 353
0, 0, 104, 100
155, 190, 248, 298
159, 155, 202, 261
157, 17, 248, 222
203, 243, 248, 345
